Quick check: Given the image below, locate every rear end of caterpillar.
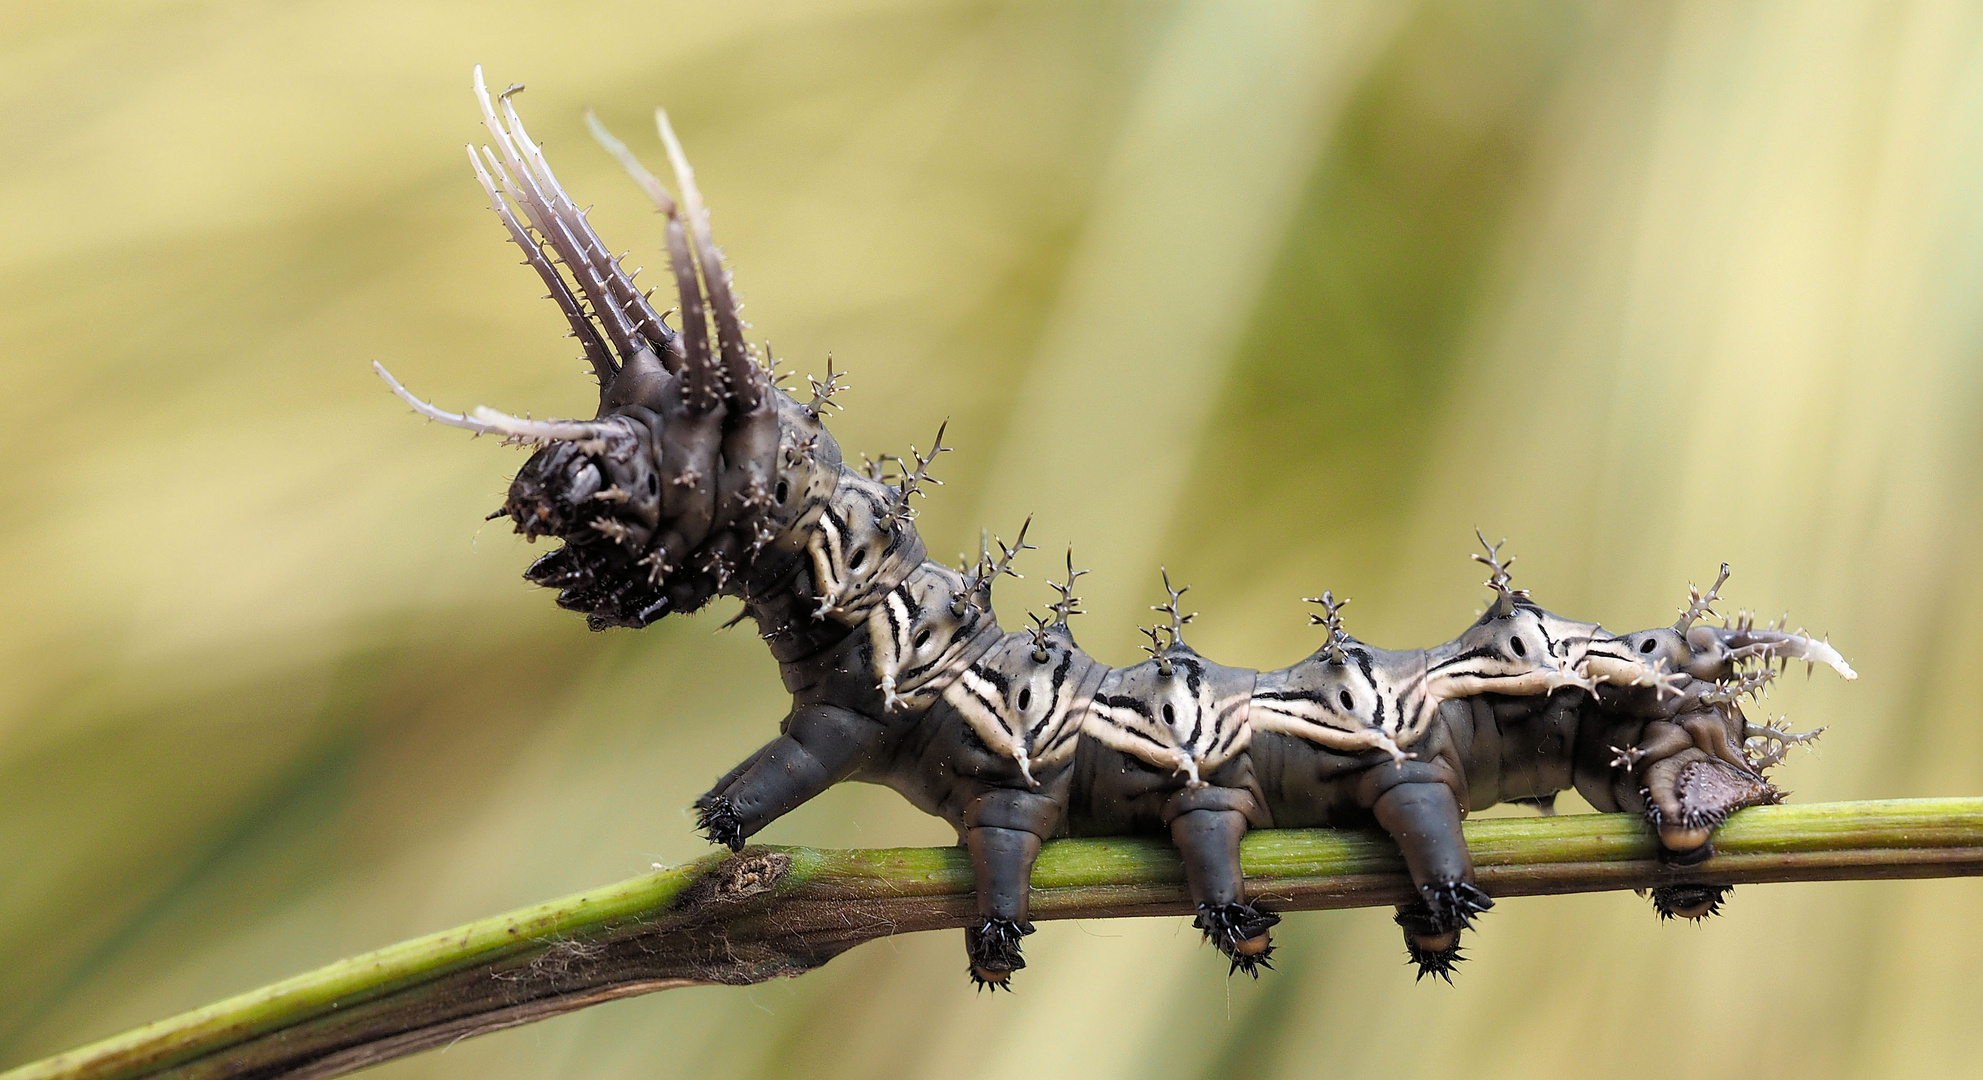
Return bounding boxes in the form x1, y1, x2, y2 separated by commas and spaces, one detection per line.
383, 70, 1857, 990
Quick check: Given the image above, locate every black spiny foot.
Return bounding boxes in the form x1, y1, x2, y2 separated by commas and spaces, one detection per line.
1650, 883, 1732, 921
694, 794, 746, 852
1394, 904, 1465, 983
965, 917, 1034, 990
1194, 902, 1283, 978
1420, 881, 1494, 932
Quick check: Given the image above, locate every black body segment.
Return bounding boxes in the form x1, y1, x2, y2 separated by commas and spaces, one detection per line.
383, 70, 1859, 989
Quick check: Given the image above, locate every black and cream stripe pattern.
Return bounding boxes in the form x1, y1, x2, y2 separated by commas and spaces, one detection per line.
1083, 648, 1256, 785
867, 562, 1004, 712
1249, 643, 1437, 762
940, 623, 1108, 784
806, 474, 929, 622
1424, 601, 1594, 699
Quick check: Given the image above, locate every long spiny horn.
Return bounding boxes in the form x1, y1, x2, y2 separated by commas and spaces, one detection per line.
496, 81, 673, 355
374, 363, 626, 449
472, 69, 674, 382
473, 69, 643, 369
657, 108, 764, 410
1715, 624, 1858, 680
584, 107, 691, 380
584, 108, 677, 218
584, 110, 722, 411
465, 145, 617, 393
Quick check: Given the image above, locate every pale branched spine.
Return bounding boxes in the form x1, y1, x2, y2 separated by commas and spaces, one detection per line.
806, 356, 848, 419
1674, 563, 1732, 633
1472, 529, 1531, 603
1047, 549, 1088, 627
1141, 569, 1195, 677
960, 517, 1035, 615
878, 422, 949, 530
1303, 591, 1351, 665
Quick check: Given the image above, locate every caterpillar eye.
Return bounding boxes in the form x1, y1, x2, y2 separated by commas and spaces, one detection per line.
1510, 636, 1527, 657
1338, 690, 1355, 711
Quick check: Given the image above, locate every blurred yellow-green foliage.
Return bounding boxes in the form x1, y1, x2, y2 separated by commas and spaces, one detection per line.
4, 1, 1982, 1077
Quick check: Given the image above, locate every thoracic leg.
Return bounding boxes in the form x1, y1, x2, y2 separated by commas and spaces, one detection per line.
1372, 781, 1491, 981
694, 703, 886, 850
1169, 808, 1279, 976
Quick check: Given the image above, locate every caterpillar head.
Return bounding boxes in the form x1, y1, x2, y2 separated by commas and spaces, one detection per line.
505, 441, 606, 541
383, 70, 856, 629
505, 430, 665, 543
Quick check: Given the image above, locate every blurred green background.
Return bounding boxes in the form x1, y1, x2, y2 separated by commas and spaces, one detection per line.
4, 1, 1981, 1077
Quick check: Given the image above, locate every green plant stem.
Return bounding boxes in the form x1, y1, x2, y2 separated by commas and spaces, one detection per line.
9, 798, 1983, 1080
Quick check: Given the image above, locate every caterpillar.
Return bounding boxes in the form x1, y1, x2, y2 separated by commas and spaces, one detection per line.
380, 69, 1858, 989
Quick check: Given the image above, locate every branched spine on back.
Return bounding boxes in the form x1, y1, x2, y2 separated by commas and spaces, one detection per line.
382, 70, 1858, 989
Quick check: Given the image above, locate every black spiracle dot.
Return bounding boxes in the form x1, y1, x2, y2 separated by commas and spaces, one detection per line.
849, 548, 866, 570
914, 628, 932, 648
1640, 638, 1657, 654
775, 480, 789, 504
1338, 690, 1354, 711
1510, 636, 1527, 657
1162, 703, 1176, 724
1017, 687, 1032, 711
